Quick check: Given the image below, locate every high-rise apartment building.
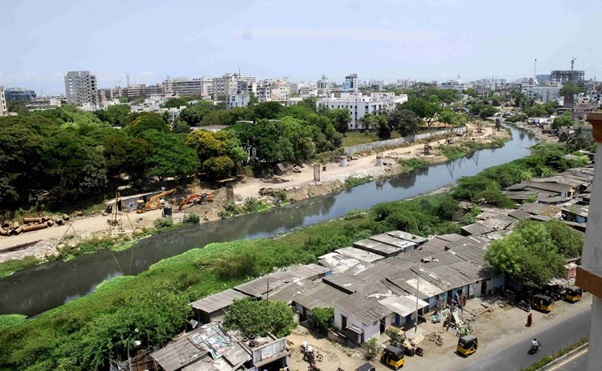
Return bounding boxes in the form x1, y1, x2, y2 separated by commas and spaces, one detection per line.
4, 87, 37, 102
0, 86, 8, 116
64, 71, 98, 106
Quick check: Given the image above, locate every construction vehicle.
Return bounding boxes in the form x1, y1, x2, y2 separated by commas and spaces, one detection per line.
136, 188, 177, 214
178, 193, 214, 211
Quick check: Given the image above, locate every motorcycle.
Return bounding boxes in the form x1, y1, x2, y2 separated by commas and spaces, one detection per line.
528, 342, 541, 355
518, 299, 531, 312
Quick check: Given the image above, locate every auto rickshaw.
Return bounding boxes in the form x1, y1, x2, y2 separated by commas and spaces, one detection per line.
355, 363, 376, 371
531, 294, 554, 313
457, 334, 478, 356
565, 286, 583, 303
380, 345, 405, 369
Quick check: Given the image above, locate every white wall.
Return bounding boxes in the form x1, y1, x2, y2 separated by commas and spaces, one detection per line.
333, 306, 381, 342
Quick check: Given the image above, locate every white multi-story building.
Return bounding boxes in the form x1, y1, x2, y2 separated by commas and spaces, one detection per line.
0, 86, 7, 116
64, 71, 98, 106
440, 79, 467, 92
227, 93, 250, 109
212, 73, 241, 100
298, 83, 318, 98
163, 77, 212, 97
317, 92, 408, 130
270, 80, 291, 101
522, 84, 562, 103
397, 79, 416, 88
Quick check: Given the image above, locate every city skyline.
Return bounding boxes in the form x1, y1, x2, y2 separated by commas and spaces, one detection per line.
2, 0, 601, 95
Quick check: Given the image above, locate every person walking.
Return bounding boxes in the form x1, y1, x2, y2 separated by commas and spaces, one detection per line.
526, 313, 533, 327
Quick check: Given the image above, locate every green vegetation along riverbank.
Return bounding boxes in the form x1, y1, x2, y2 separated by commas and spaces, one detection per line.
0, 142, 586, 370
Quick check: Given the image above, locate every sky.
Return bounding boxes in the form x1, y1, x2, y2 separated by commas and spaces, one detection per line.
1, 0, 601, 95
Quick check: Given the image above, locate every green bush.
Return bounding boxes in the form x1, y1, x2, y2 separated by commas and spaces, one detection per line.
223, 298, 295, 338
345, 176, 373, 188
311, 307, 334, 333
153, 217, 173, 229
398, 158, 428, 171
244, 197, 261, 213
183, 213, 200, 224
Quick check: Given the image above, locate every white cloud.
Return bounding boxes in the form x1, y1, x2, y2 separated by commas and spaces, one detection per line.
235, 27, 441, 44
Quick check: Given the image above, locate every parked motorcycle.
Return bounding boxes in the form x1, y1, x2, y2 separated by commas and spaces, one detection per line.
518, 299, 531, 312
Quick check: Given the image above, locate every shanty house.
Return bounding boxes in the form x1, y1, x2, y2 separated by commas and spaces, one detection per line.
333, 293, 393, 344
190, 289, 250, 324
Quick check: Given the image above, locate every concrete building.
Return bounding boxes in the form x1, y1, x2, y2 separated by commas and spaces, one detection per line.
226, 93, 250, 109
25, 96, 62, 111
0, 86, 7, 116
551, 70, 585, 84
317, 75, 331, 96
64, 71, 98, 107
212, 73, 240, 99
317, 92, 408, 130
440, 79, 468, 92
4, 87, 36, 102
342, 73, 359, 93
577, 113, 602, 371
113, 84, 164, 99
163, 77, 212, 97
521, 84, 562, 103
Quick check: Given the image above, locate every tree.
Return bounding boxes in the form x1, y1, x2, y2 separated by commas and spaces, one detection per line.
178, 100, 215, 126
161, 97, 189, 108
401, 98, 439, 126
103, 134, 150, 187
223, 298, 295, 338
552, 112, 575, 129
140, 130, 197, 180
186, 130, 246, 178
328, 109, 352, 136
388, 108, 420, 136
438, 109, 460, 126
95, 105, 131, 126
524, 104, 547, 118
200, 110, 233, 126
559, 82, 584, 106
359, 112, 376, 130
311, 307, 334, 333
124, 113, 170, 137
375, 113, 392, 140
298, 96, 318, 112
484, 221, 570, 289
42, 132, 108, 201
254, 102, 283, 120
478, 106, 499, 119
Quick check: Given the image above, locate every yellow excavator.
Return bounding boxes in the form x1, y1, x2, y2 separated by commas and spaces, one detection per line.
136, 188, 177, 214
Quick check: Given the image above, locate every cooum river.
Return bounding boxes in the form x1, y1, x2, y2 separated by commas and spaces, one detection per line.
0, 126, 538, 317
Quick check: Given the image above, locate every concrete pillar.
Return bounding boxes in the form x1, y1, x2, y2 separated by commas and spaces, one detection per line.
577, 112, 602, 371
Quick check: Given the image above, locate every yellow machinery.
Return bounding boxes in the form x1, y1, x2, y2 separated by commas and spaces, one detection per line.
136, 188, 176, 213
380, 345, 404, 369
457, 335, 478, 357
531, 294, 554, 313
564, 286, 583, 303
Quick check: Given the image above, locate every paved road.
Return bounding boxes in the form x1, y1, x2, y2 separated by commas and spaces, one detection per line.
549, 346, 588, 370
463, 308, 591, 371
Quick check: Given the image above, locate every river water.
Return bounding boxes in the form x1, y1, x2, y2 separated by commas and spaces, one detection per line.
0, 127, 538, 317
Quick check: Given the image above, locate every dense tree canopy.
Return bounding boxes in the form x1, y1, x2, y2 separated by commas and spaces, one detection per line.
485, 220, 582, 288
223, 297, 295, 338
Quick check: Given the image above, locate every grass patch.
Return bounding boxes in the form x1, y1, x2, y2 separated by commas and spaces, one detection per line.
440, 137, 509, 161
344, 176, 373, 188
341, 132, 380, 147
440, 146, 467, 160
0, 256, 39, 279
399, 158, 428, 172
0, 314, 27, 329
521, 337, 588, 371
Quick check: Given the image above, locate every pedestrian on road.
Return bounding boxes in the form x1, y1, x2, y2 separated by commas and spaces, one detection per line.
526, 313, 532, 327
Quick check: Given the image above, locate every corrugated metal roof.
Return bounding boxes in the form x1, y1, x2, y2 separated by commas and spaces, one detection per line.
334, 292, 393, 325
323, 273, 367, 294
369, 233, 416, 250
336, 246, 385, 263
268, 279, 321, 305
294, 282, 350, 310
190, 289, 250, 314
461, 223, 495, 236
378, 295, 428, 317
234, 264, 329, 298
353, 238, 405, 257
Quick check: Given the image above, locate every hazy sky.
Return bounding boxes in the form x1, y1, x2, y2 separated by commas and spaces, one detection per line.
2, 0, 601, 95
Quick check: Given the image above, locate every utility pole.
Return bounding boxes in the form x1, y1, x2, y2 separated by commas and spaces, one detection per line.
414, 259, 420, 334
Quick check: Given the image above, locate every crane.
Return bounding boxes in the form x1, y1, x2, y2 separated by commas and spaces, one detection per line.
571, 57, 577, 72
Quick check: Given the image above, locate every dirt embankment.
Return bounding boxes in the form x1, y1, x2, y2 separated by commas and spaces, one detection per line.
0, 123, 507, 263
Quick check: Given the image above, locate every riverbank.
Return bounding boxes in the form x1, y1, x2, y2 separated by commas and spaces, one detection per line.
0, 141, 581, 370
0, 123, 508, 277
